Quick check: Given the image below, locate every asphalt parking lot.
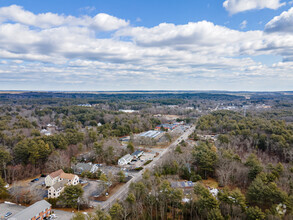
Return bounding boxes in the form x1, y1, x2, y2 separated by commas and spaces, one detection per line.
8, 176, 48, 200
83, 180, 104, 199
0, 202, 74, 220
99, 165, 121, 175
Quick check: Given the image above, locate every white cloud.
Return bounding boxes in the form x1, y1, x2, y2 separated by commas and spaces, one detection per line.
265, 7, 293, 33
0, 5, 292, 91
223, 0, 285, 14
91, 13, 129, 31
0, 5, 129, 31
240, 20, 247, 29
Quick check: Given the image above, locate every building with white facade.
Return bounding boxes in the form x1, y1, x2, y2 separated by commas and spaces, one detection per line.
45, 169, 64, 187
118, 154, 133, 165
48, 180, 67, 199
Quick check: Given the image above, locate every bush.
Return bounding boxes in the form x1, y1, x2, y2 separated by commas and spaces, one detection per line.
143, 160, 152, 166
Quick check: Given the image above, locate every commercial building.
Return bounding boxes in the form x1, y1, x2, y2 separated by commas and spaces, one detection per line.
118, 154, 133, 166
9, 200, 51, 220
131, 150, 144, 159
72, 162, 99, 175
170, 181, 196, 188
139, 130, 164, 139
155, 124, 178, 131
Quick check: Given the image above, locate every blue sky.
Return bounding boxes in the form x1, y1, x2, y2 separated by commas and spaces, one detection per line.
0, 0, 293, 91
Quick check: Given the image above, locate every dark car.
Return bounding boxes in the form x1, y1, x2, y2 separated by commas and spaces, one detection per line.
41, 174, 47, 177
31, 178, 39, 183
5, 212, 12, 217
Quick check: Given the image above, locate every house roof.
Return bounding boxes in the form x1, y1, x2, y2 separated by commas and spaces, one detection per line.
49, 169, 64, 178
51, 179, 67, 191
9, 200, 51, 220
74, 163, 93, 172
60, 173, 76, 180
132, 150, 143, 157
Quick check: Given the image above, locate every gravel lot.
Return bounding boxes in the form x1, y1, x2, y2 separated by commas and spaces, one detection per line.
0, 202, 74, 220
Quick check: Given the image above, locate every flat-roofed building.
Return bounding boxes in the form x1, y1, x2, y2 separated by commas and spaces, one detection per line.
118, 154, 133, 166
131, 150, 144, 159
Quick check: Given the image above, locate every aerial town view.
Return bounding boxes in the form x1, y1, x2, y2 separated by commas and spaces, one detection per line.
0, 0, 293, 220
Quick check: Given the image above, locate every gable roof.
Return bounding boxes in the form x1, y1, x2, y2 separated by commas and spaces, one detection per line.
9, 200, 51, 220
51, 179, 67, 191
60, 172, 76, 180
49, 169, 64, 178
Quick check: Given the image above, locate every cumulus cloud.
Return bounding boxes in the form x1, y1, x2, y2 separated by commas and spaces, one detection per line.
0, 5, 128, 31
265, 7, 293, 33
223, 0, 285, 14
0, 5, 292, 91
91, 13, 129, 31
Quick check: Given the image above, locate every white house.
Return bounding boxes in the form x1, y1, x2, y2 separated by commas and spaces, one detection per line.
46, 170, 79, 198
45, 169, 79, 187
118, 154, 133, 166
45, 169, 64, 187
41, 129, 51, 136
60, 172, 79, 185
48, 180, 67, 199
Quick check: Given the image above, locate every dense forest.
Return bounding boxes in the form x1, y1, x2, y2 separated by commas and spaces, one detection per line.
0, 91, 293, 219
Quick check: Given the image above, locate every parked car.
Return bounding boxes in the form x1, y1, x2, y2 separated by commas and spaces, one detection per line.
79, 179, 88, 184
31, 178, 39, 183
41, 174, 47, 177
50, 214, 57, 219
5, 212, 12, 217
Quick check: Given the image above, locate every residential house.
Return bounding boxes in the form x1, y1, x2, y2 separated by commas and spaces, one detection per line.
45, 169, 79, 187
46, 170, 79, 199
48, 180, 67, 199
118, 154, 133, 166
59, 172, 79, 185
45, 169, 64, 187
8, 200, 51, 220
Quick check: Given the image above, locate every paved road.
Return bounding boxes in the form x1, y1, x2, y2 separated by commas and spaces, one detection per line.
98, 125, 195, 210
